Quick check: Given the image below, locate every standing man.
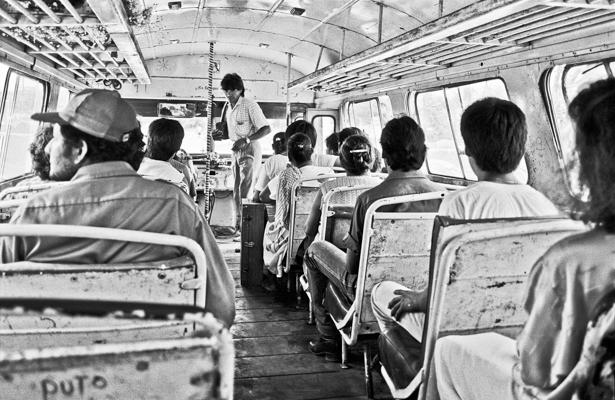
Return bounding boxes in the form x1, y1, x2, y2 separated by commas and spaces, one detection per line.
221, 73, 271, 232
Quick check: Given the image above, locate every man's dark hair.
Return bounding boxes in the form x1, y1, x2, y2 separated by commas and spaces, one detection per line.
272, 131, 286, 155
325, 133, 339, 155
340, 134, 373, 175
380, 116, 426, 171
147, 118, 185, 161
338, 126, 364, 147
29, 124, 53, 179
220, 73, 245, 97
287, 133, 313, 166
284, 120, 317, 145
460, 97, 527, 174
569, 78, 615, 232
60, 124, 145, 171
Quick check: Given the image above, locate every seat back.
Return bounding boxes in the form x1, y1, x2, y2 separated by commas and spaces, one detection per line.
319, 184, 377, 245
0, 224, 207, 308
286, 174, 343, 271
0, 300, 233, 400
337, 191, 447, 345
419, 216, 587, 399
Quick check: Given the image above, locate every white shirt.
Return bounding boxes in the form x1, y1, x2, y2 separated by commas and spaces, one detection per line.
137, 157, 189, 194
254, 154, 290, 192
438, 181, 560, 219
225, 96, 269, 141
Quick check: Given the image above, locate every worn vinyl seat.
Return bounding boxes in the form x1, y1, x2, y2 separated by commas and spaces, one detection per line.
377, 325, 422, 390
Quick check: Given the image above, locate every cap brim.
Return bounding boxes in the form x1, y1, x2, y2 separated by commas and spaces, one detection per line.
30, 112, 67, 125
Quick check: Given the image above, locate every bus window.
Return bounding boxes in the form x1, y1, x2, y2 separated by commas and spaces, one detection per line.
0, 70, 46, 180
56, 87, 72, 111
413, 79, 528, 183
347, 95, 392, 151
545, 61, 613, 197
312, 115, 335, 143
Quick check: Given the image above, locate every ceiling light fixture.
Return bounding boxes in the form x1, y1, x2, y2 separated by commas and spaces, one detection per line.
170, 39, 180, 44
259, 43, 269, 48
290, 7, 305, 16
168, 1, 182, 10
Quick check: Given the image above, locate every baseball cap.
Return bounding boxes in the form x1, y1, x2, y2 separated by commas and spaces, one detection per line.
31, 89, 139, 143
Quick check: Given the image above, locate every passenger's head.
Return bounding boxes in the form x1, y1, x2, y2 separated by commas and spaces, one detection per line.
272, 132, 286, 154
30, 89, 144, 181
380, 116, 426, 172
325, 133, 339, 155
337, 127, 364, 147
220, 73, 245, 103
29, 124, 54, 180
340, 135, 373, 175
568, 78, 615, 231
146, 118, 184, 161
287, 133, 313, 167
460, 97, 527, 175
284, 120, 317, 146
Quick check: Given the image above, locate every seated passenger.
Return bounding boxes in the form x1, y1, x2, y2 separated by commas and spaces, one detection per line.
0, 89, 235, 327
325, 132, 339, 156
338, 126, 384, 173
300, 135, 382, 257
259, 120, 339, 202
304, 116, 446, 357
171, 148, 197, 198
265, 133, 333, 277
371, 97, 560, 344
138, 118, 190, 194
430, 78, 615, 400
253, 131, 287, 202
15, 124, 54, 186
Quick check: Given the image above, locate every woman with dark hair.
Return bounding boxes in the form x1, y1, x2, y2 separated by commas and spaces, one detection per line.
430, 78, 615, 400
264, 133, 333, 278
300, 135, 382, 255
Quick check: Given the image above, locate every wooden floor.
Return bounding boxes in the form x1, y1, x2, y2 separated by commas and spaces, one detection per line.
218, 239, 393, 400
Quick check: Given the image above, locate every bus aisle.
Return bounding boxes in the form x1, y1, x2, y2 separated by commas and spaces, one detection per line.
217, 238, 392, 400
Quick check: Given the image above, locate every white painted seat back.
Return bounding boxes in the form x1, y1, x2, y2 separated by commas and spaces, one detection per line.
333, 191, 447, 345
416, 217, 587, 400
0, 224, 207, 308
318, 184, 377, 243
286, 174, 344, 272
0, 305, 234, 400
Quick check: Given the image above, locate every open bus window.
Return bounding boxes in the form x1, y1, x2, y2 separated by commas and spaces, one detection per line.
0, 69, 46, 181
412, 78, 528, 183
347, 95, 393, 154
545, 61, 614, 199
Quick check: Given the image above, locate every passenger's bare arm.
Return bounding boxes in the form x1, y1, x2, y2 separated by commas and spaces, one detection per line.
388, 289, 428, 321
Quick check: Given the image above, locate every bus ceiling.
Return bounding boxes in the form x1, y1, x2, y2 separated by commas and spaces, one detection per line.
0, 0, 612, 100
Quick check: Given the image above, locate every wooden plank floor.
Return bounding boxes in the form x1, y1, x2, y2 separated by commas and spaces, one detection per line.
217, 239, 393, 400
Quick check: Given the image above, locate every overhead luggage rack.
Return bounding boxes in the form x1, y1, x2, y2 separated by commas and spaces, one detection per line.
289, 0, 615, 95
0, 0, 150, 88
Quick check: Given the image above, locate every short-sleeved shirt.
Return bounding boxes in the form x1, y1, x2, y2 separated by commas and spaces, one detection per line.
344, 170, 446, 273
438, 181, 560, 219
254, 154, 289, 192
516, 228, 615, 390
225, 96, 269, 141
138, 157, 189, 194
0, 161, 235, 326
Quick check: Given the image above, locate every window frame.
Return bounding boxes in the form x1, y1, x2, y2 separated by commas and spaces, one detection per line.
409, 77, 520, 182
0, 67, 48, 180
541, 58, 615, 198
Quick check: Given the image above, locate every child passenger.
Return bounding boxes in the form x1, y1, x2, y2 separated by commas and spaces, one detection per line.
371, 97, 560, 343
429, 78, 615, 400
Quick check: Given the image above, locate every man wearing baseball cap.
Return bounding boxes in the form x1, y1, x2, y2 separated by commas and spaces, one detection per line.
0, 89, 235, 326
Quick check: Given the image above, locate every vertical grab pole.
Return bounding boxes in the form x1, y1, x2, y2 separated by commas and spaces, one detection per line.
286, 52, 292, 126
205, 41, 215, 217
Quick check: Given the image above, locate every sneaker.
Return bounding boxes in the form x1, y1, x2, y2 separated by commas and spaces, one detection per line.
308, 336, 340, 357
